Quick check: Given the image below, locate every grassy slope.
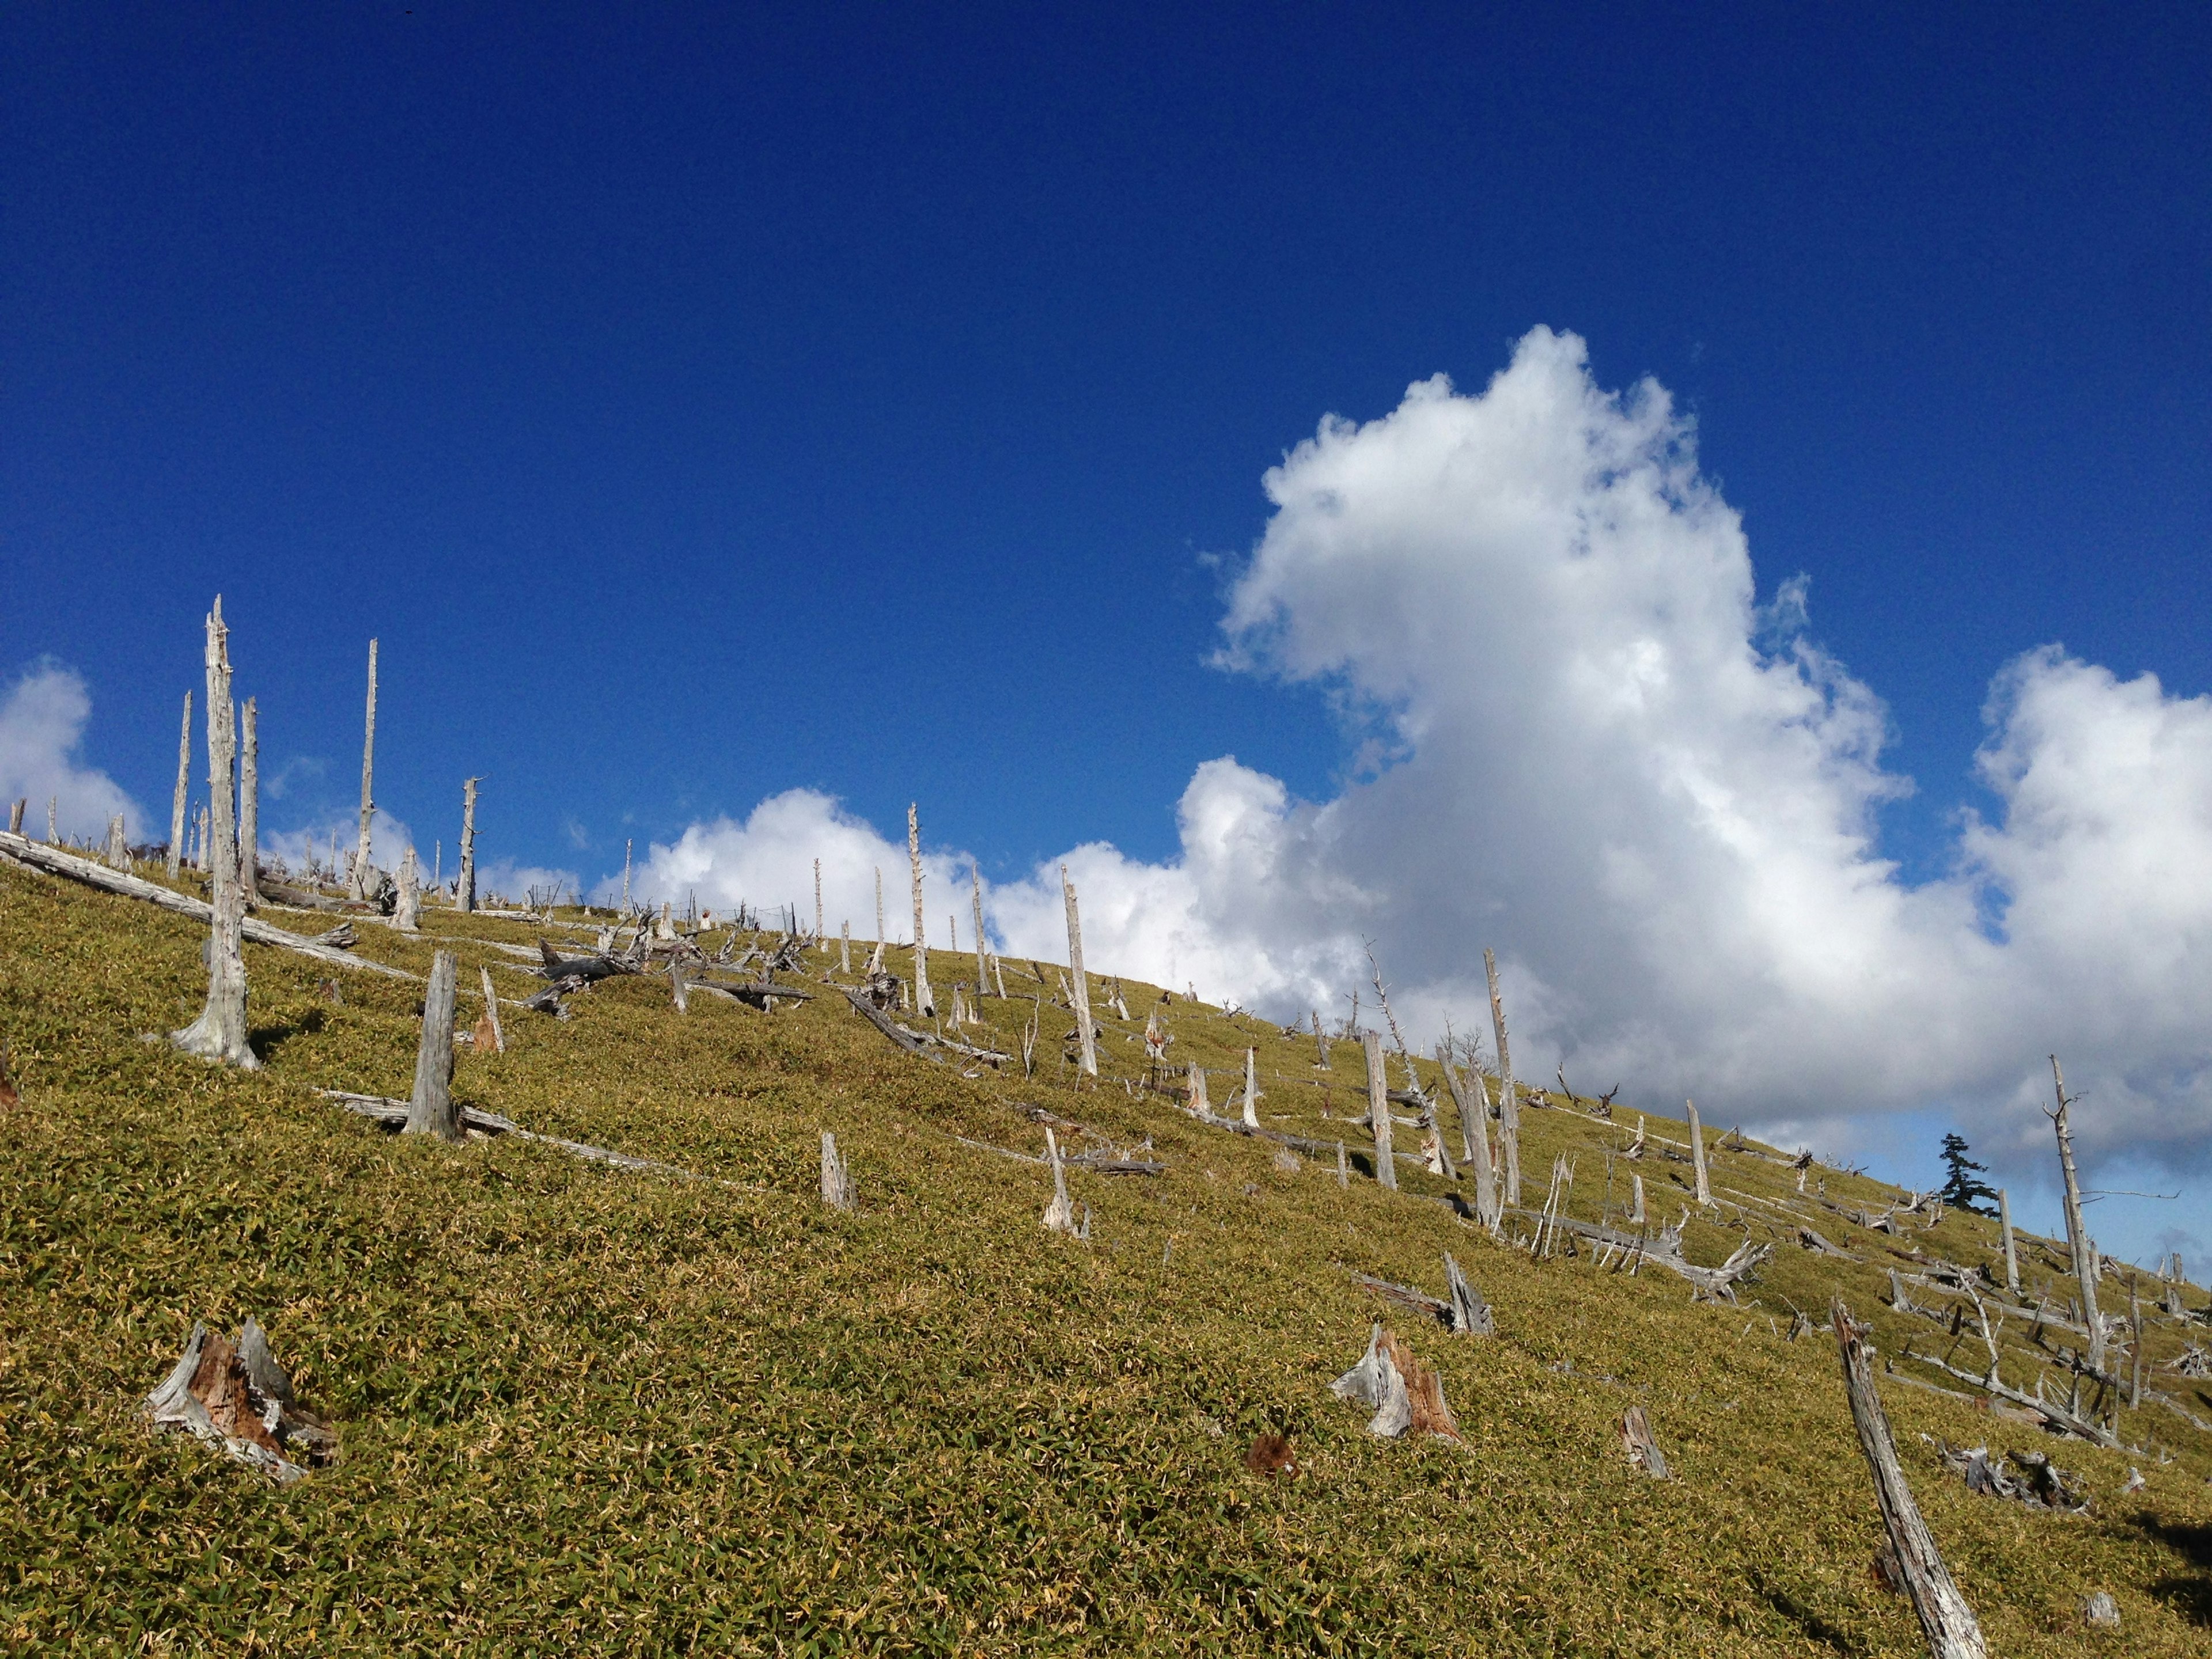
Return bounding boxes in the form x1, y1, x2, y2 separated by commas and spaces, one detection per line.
2, 862, 2209, 1656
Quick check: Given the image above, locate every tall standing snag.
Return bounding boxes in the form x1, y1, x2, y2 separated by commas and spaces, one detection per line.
1997, 1187, 2020, 1298
349, 639, 377, 899
457, 777, 480, 915
1484, 947, 1521, 1206
238, 697, 260, 904
1241, 1047, 1262, 1128
1439, 1042, 1499, 1230
173, 602, 256, 1069
2047, 1056, 2106, 1376
907, 805, 933, 1016
404, 950, 461, 1142
1364, 1029, 1396, 1191
1062, 865, 1097, 1077
971, 863, 989, 999
1832, 1297, 1988, 1658
168, 691, 192, 879
1687, 1099, 1712, 1207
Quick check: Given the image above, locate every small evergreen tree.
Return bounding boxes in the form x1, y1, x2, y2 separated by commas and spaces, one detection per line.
1936, 1132, 1998, 1217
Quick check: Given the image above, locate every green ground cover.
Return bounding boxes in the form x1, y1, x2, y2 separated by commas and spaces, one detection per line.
2, 860, 2209, 1654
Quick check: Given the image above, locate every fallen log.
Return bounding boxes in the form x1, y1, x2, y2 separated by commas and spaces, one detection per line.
1, 831, 419, 980
319, 1089, 717, 1180
1500, 1207, 1772, 1300
835, 983, 933, 1056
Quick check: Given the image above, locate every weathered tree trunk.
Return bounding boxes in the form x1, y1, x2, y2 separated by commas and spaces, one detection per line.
457, 777, 479, 914
1439, 1042, 1499, 1230
840, 921, 851, 974
2048, 1056, 2105, 1375
621, 838, 632, 910
908, 805, 933, 1016
1484, 948, 1521, 1206
1186, 1062, 1209, 1113
6, 800, 21, 835
813, 857, 824, 942
1998, 1188, 2020, 1298
1833, 1298, 1990, 1658
105, 813, 128, 870
820, 1130, 855, 1210
874, 865, 884, 948
385, 849, 415, 931
168, 691, 192, 879
194, 805, 209, 873
1620, 1406, 1671, 1478
1687, 1099, 1712, 1207
477, 966, 505, 1053
47, 796, 58, 843
404, 949, 461, 1141
1061, 865, 1097, 1077
173, 601, 256, 1069
349, 639, 377, 899
1445, 1253, 1494, 1335
1041, 1127, 1080, 1234
237, 696, 260, 905
1630, 1172, 1646, 1223
1241, 1047, 1262, 1128
971, 863, 990, 999
1365, 1029, 1397, 1191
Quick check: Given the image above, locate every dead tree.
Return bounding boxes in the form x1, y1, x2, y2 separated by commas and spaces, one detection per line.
6, 800, 21, 835
813, 857, 824, 942
393, 848, 421, 931
238, 696, 260, 905
1444, 1253, 1494, 1335
349, 639, 377, 900
2047, 1056, 2105, 1375
1041, 1127, 1080, 1234
457, 777, 479, 914
1363, 1029, 1397, 1191
874, 865, 884, 949
907, 804, 933, 1016
1834, 1298, 1989, 1658
1998, 1188, 2020, 1298
1688, 1099, 1712, 1207
820, 1131, 855, 1210
104, 813, 128, 871
1484, 947, 1521, 1206
478, 966, 506, 1053
1439, 1040, 1499, 1231
1620, 1406, 1670, 1478
167, 690, 192, 880
840, 921, 851, 974
1241, 1047, 1262, 1128
404, 949, 461, 1142
1061, 865, 1097, 1077
971, 862, 989, 998
172, 601, 256, 1070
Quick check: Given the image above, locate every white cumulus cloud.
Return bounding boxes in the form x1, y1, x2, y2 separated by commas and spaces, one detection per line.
0, 662, 143, 844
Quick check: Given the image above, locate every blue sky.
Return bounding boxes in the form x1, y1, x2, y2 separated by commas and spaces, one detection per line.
6, 6, 2209, 1256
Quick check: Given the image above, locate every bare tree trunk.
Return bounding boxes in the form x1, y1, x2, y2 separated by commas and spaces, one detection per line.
168, 691, 192, 879
6, 800, 21, 835
1687, 1099, 1712, 1207
874, 865, 884, 948
238, 696, 260, 905
840, 921, 851, 974
194, 805, 209, 873
1439, 1041, 1498, 1230
1998, 1187, 2020, 1298
2048, 1056, 2105, 1374
404, 949, 461, 1141
820, 1131, 855, 1210
971, 863, 989, 999
1365, 1029, 1396, 1191
349, 639, 377, 899
1241, 1047, 1262, 1128
621, 838, 632, 910
173, 601, 256, 1069
1629, 1172, 1646, 1223
393, 847, 421, 931
814, 858, 824, 941
105, 814, 128, 870
478, 967, 505, 1054
908, 805, 933, 1016
47, 796, 58, 843
1832, 1298, 1990, 1658
1061, 865, 1097, 1077
457, 777, 479, 914
1484, 948, 1521, 1206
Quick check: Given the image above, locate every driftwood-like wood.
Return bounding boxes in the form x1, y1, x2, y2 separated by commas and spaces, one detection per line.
393, 847, 421, 931
478, 966, 506, 1053
1998, 1187, 2020, 1298
838, 983, 929, 1054
1061, 865, 1097, 1077
168, 690, 192, 880
6, 800, 21, 835
1439, 1043, 1500, 1232
173, 601, 256, 1070
104, 813, 128, 870
820, 1130, 855, 1210
1363, 1031, 1397, 1191
907, 804, 933, 1016
2047, 1057, 2106, 1376
349, 639, 377, 900
323, 1089, 717, 1179
840, 920, 851, 974
1834, 1299, 1989, 1658
1041, 1127, 1080, 1235
404, 949, 461, 1141
1620, 1406, 1670, 1479
1241, 1047, 1262, 1128
145, 1317, 335, 1483
238, 696, 260, 906
458, 776, 479, 913
1484, 947, 1521, 1207
970, 862, 989, 999
1330, 1323, 1458, 1440
1445, 1253, 1494, 1335
1687, 1099, 1712, 1207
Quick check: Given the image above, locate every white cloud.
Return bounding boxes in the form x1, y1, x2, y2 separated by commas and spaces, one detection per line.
260, 808, 419, 882
575, 328, 2209, 1251
0, 662, 142, 843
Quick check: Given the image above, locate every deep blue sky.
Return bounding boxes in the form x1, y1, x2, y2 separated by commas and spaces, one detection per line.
8, 3, 2209, 889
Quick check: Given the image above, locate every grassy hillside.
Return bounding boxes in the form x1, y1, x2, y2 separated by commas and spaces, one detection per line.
2, 855, 2209, 1654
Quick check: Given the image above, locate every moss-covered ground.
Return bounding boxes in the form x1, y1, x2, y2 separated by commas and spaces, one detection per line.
3, 859, 2209, 1653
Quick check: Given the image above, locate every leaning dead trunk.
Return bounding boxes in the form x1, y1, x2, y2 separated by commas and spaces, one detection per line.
1998, 1187, 2020, 1298
1062, 866, 1097, 1077
237, 696, 260, 905
1484, 947, 1521, 1206
1687, 1099, 1712, 1207
1833, 1297, 1988, 1658
478, 967, 505, 1053
1364, 1030, 1397, 1191
907, 804, 933, 1016
168, 690, 192, 880
457, 777, 479, 914
172, 602, 256, 1070
349, 639, 377, 900
2047, 1057, 2105, 1375
404, 949, 461, 1141
1438, 1043, 1499, 1230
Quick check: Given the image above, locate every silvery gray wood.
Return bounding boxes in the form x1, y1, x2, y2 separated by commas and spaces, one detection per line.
349, 639, 377, 900
168, 690, 192, 879
1438, 1040, 1499, 1231
172, 601, 256, 1070
820, 1130, 855, 1210
1364, 1030, 1396, 1191
238, 696, 260, 904
907, 804, 933, 1016
2046, 1056, 2107, 1376
458, 777, 480, 913
1061, 864, 1097, 1077
1484, 946, 1521, 1206
1688, 1098, 1712, 1207
479, 966, 505, 1053
403, 948, 461, 1141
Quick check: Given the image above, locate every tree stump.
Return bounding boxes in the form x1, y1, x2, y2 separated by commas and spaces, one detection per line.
404, 949, 462, 1142
820, 1130, 855, 1210
1620, 1405, 1670, 1478
144, 1317, 335, 1482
